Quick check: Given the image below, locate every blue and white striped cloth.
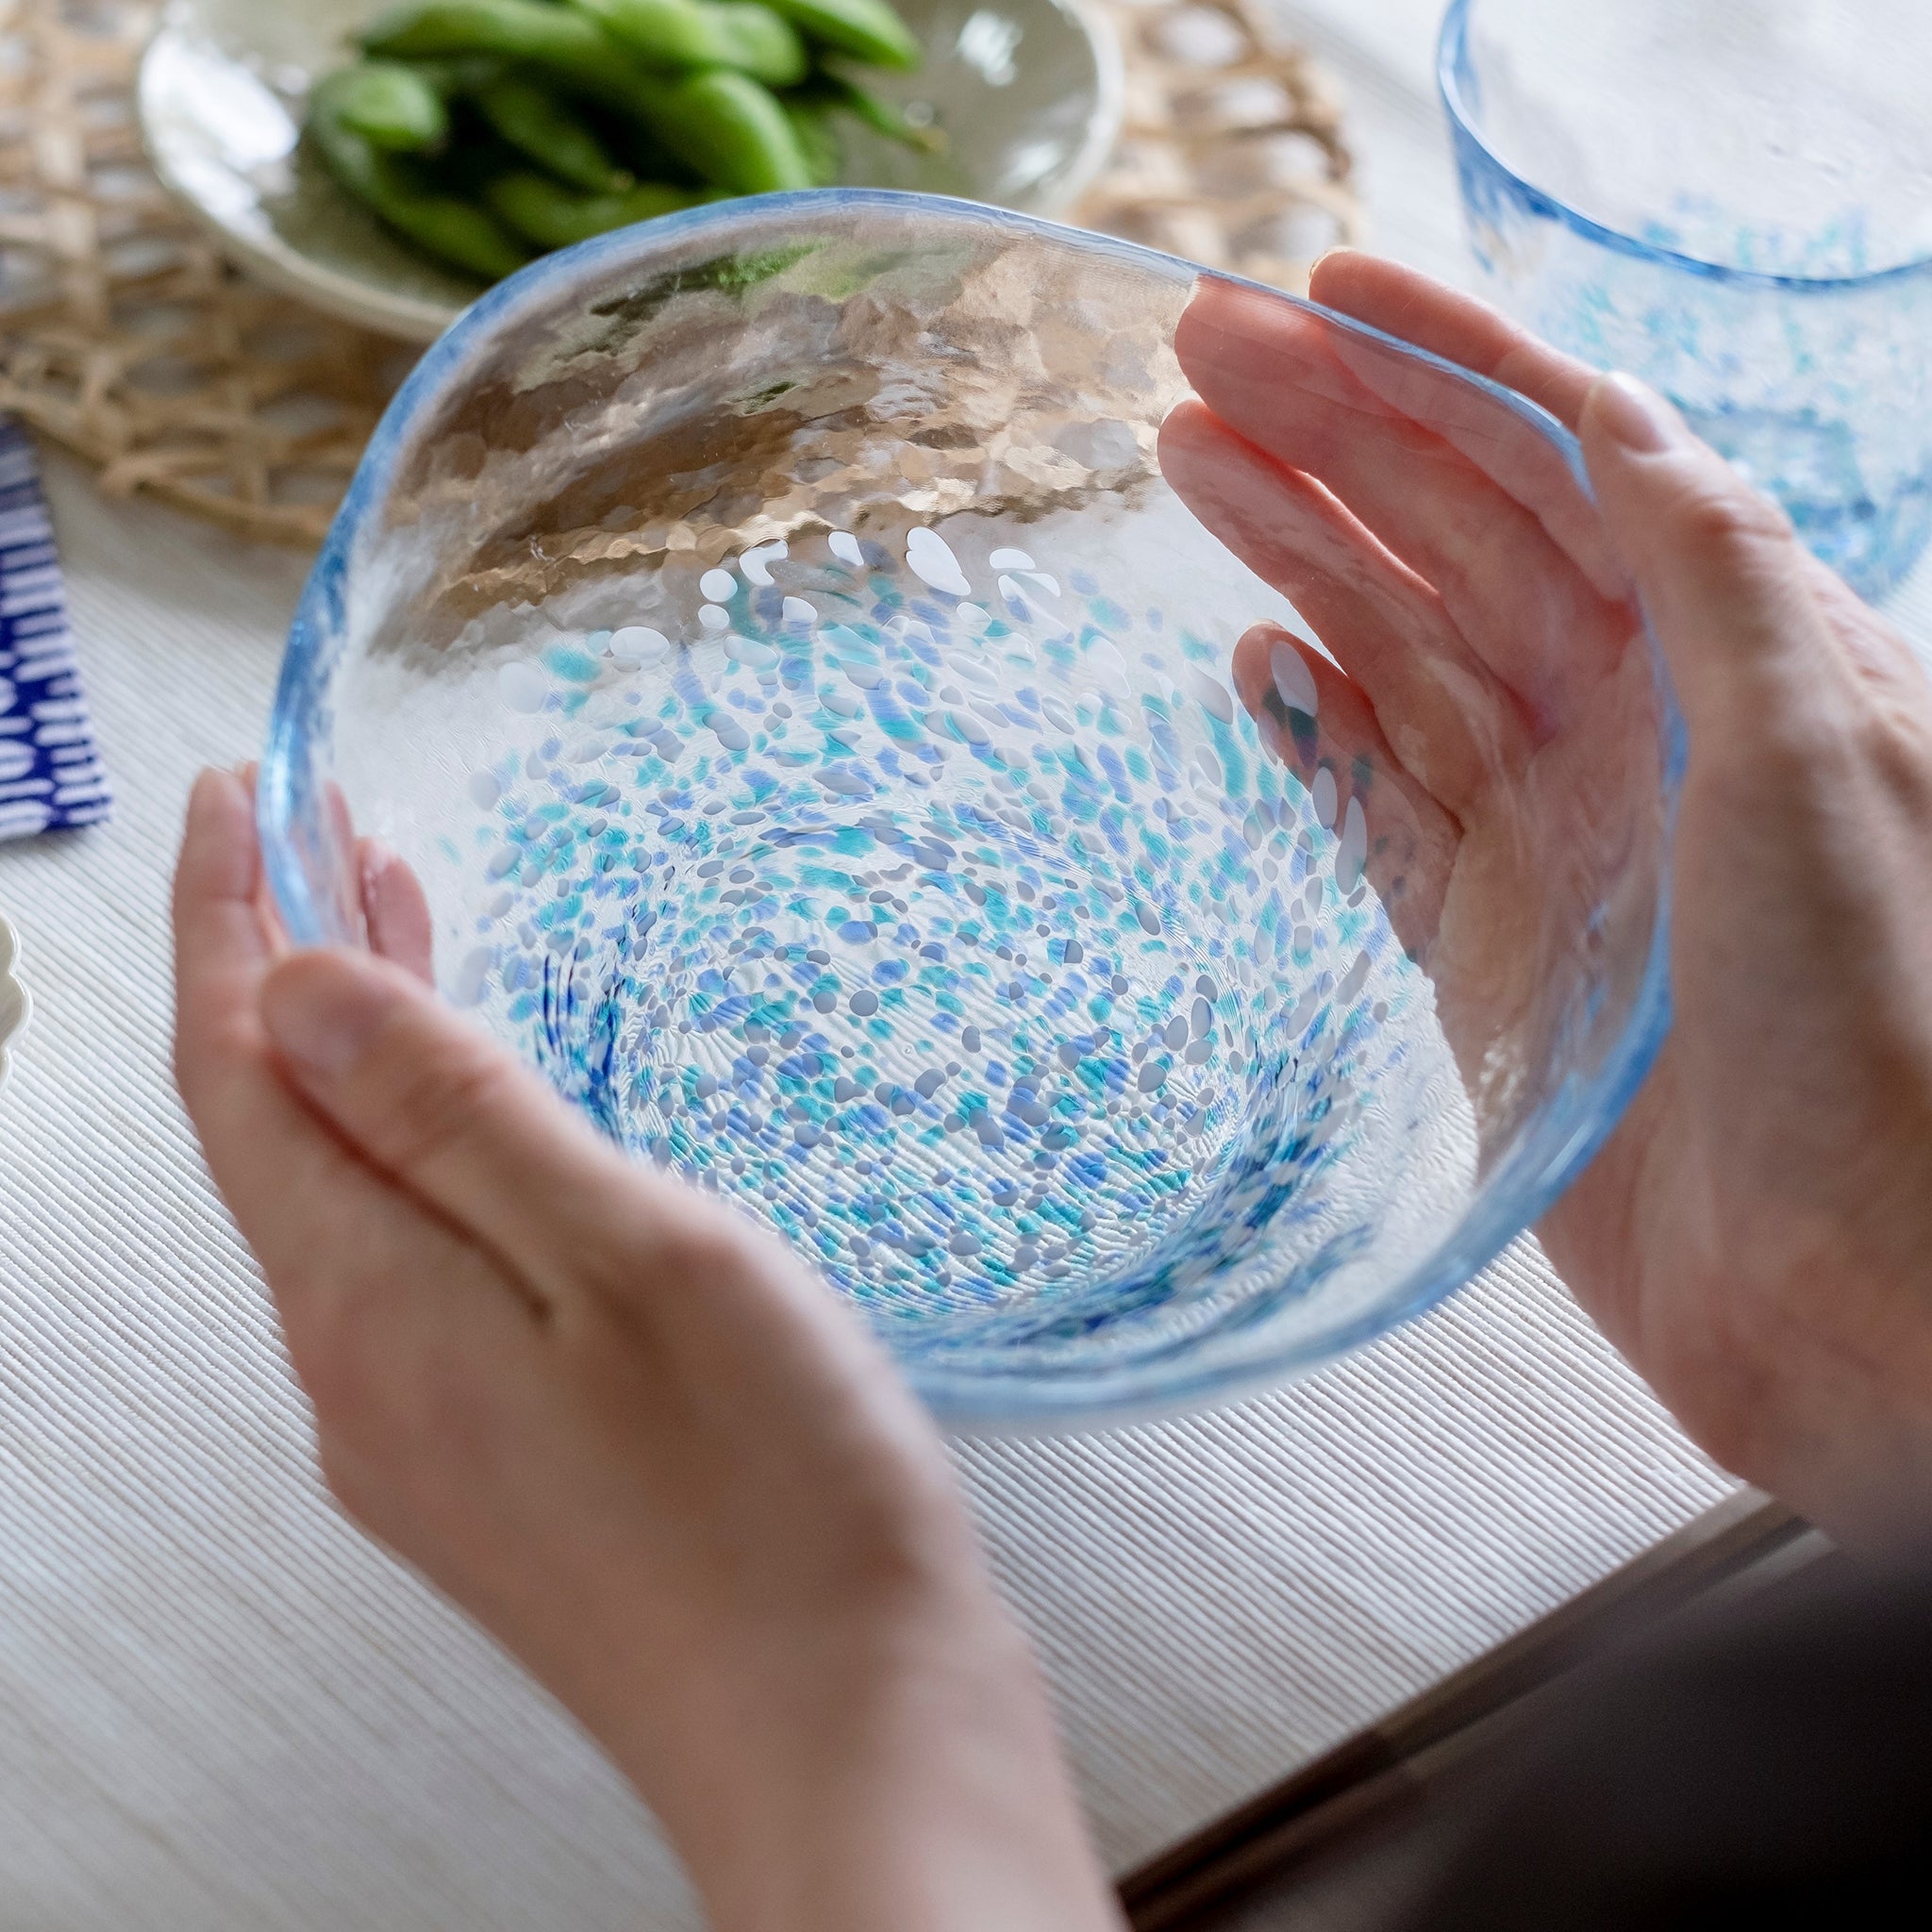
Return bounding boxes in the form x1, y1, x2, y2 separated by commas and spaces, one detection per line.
0, 418, 108, 840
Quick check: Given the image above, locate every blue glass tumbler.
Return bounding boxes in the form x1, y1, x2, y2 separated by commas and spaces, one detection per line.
1441, 0, 1932, 601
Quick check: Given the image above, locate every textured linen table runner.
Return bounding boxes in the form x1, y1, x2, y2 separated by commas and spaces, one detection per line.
0, 373, 1740, 1932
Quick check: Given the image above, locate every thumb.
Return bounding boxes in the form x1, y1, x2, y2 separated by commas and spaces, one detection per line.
1578, 374, 1850, 734
259, 948, 717, 1305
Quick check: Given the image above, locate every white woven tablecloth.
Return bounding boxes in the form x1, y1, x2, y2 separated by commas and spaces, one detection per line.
5, 4, 1924, 1922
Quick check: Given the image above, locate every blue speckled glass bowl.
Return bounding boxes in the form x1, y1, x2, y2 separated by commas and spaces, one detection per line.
1441, 0, 1932, 602
261, 191, 1678, 1423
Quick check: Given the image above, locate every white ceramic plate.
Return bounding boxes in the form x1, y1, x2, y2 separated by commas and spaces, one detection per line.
137, 0, 1124, 342
0, 917, 27, 1096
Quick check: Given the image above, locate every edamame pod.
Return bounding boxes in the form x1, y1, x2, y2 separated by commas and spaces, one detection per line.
782, 96, 841, 187
309, 70, 531, 279
330, 59, 449, 151
392, 54, 510, 98
763, 0, 920, 71
632, 67, 816, 193
562, 0, 721, 70
485, 170, 716, 248
365, 2, 686, 130
471, 75, 630, 191
566, 0, 808, 89
703, 6, 810, 89
814, 72, 941, 152
361, 0, 614, 90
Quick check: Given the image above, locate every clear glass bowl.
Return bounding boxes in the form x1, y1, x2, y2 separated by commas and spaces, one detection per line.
1441, 0, 1932, 603
261, 191, 1678, 1422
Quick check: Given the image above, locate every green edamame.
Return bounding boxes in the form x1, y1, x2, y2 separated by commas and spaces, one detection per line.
631, 67, 816, 194
315, 0, 924, 283
470, 75, 630, 191
563, 0, 722, 68
564, 0, 808, 90
330, 59, 449, 152
782, 96, 842, 187
763, 0, 920, 71
703, 5, 810, 89
309, 70, 531, 279
485, 170, 716, 249
361, 0, 614, 91
386, 53, 505, 95
360, 0, 751, 129
814, 73, 941, 153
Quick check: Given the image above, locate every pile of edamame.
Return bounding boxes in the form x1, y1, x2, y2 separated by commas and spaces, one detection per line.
308, 0, 934, 280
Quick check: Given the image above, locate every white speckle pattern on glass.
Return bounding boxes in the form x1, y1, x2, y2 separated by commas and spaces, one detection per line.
1310, 767, 1338, 830
907, 527, 973, 596
609, 626, 670, 666
496, 661, 546, 713
741, 541, 788, 586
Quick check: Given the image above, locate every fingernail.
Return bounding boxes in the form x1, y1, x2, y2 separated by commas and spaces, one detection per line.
188, 766, 248, 829
1270, 638, 1320, 720
1593, 374, 1690, 454
263, 955, 402, 1077
359, 838, 397, 894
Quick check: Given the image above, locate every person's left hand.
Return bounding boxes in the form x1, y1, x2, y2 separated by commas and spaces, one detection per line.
172, 767, 1121, 1932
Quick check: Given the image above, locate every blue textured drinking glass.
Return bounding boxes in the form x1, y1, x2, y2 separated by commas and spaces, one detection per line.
260, 191, 1677, 1423
1441, 0, 1932, 601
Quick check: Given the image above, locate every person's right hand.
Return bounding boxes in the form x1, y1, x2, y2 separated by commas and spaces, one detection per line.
1163, 254, 1932, 1546
1552, 357, 1932, 1547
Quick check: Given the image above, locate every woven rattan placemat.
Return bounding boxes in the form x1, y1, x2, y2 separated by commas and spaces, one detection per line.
0, 0, 1357, 545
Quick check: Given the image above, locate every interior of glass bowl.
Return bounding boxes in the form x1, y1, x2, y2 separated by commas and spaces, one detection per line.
262, 192, 1677, 1420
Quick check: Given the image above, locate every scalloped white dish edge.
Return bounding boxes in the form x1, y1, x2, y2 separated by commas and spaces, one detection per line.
0, 916, 27, 1095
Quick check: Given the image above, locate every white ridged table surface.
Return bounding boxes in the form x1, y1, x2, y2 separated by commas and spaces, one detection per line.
6, 3, 1924, 1922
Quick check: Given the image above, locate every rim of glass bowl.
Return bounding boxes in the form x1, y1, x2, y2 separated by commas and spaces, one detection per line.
260, 188, 1685, 1430
1438, 0, 1932, 296
0, 915, 27, 1098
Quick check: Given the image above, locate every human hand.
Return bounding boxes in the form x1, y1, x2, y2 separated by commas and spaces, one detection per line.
1160, 254, 1932, 1545
171, 769, 1122, 1932
1158, 264, 1655, 1141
